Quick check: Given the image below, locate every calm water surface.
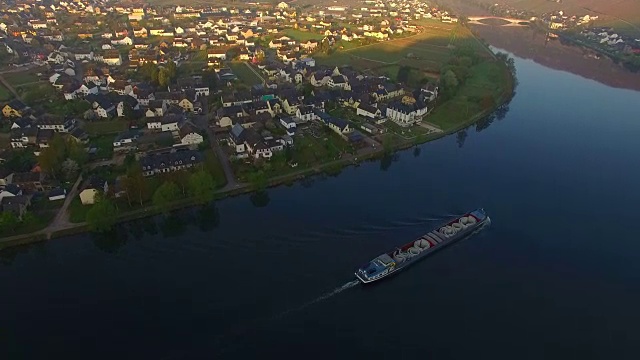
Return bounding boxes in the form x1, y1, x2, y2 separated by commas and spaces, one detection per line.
2, 55, 640, 359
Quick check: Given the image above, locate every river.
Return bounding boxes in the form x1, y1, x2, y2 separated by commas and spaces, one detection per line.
2, 53, 640, 359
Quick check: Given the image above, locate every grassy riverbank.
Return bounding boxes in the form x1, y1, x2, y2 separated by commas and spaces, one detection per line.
0, 61, 515, 250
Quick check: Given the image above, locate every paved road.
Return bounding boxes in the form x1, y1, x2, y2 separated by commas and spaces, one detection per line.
207, 128, 240, 191
191, 95, 240, 191
45, 175, 84, 238
0, 174, 84, 245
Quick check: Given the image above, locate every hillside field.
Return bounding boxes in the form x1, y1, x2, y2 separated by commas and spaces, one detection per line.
315, 20, 491, 79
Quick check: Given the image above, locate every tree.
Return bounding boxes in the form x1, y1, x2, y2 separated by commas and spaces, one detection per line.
86, 198, 118, 232
166, 60, 177, 79
248, 171, 267, 192
0, 211, 19, 234
441, 70, 460, 100
38, 146, 64, 179
123, 165, 148, 206
189, 170, 216, 204
67, 139, 88, 166
157, 68, 170, 89
21, 211, 37, 227
4, 150, 36, 172
167, 170, 190, 195
152, 181, 180, 213
397, 66, 411, 84
61, 158, 79, 180
122, 103, 137, 120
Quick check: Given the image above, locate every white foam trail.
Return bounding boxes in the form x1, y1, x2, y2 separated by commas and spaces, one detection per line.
274, 280, 360, 319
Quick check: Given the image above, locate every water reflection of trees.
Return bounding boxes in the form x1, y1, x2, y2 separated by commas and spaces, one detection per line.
250, 191, 270, 208
159, 212, 188, 238
475, 102, 511, 133
196, 203, 220, 232
0, 241, 45, 266
456, 130, 468, 148
92, 227, 128, 254
380, 153, 400, 171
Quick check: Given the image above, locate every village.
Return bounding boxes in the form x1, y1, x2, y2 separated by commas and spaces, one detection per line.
0, 0, 478, 236
470, 1, 640, 71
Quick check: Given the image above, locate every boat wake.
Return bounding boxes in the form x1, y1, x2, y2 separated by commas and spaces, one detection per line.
273, 280, 360, 319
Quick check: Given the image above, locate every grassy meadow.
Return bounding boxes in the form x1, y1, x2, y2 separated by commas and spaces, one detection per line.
229, 62, 263, 86
316, 20, 490, 77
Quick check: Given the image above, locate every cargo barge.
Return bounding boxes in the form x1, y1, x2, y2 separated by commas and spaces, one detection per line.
355, 209, 490, 284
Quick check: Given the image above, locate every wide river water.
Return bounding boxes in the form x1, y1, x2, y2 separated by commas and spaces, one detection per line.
2, 54, 640, 359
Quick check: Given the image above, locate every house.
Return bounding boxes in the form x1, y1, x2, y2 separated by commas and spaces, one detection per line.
0, 184, 22, 202
140, 150, 203, 176
101, 50, 123, 66
356, 103, 381, 119
11, 117, 32, 129
161, 114, 181, 132
69, 128, 89, 143
282, 97, 301, 115
1, 195, 32, 219
175, 77, 210, 98
328, 75, 350, 90
317, 112, 351, 135
11, 172, 44, 192
10, 128, 36, 149
243, 129, 274, 159
421, 83, 439, 101
116, 96, 140, 117
113, 129, 141, 151
310, 70, 332, 87
3, 100, 28, 118
76, 82, 99, 97
279, 116, 297, 136
229, 124, 247, 154
386, 97, 428, 127
74, 50, 94, 61
295, 106, 316, 123
48, 51, 66, 64
207, 48, 227, 60
146, 100, 167, 118
79, 177, 108, 205
110, 81, 133, 95
179, 97, 195, 112
111, 36, 133, 46
36, 116, 75, 132
86, 94, 116, 118
300, 41, 319, 52
328, 117, 350, 134
48, 187, 67, 201
178, 123, 204, 146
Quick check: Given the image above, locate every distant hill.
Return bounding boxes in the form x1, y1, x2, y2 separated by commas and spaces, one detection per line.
442, 0, 640, 36
493, 0, 640, 23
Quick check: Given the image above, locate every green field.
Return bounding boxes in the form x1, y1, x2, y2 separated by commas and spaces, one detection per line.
282, 29, 324, 41
0, 84, 12, 101
229, 62, 263, 85
316, 21, 489, 75
84, 120, 128, 136
0, 133, 9, 148
427, 61, 511, 131
4, 71, 42, 87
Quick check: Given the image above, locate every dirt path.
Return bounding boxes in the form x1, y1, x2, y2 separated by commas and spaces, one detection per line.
44, 175, 84, 238
0, 75, 20, 100
244, 62, 265, 84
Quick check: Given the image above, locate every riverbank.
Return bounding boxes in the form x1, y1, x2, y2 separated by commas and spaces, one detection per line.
0, 59, 515, 251
465, 25, 640, 91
